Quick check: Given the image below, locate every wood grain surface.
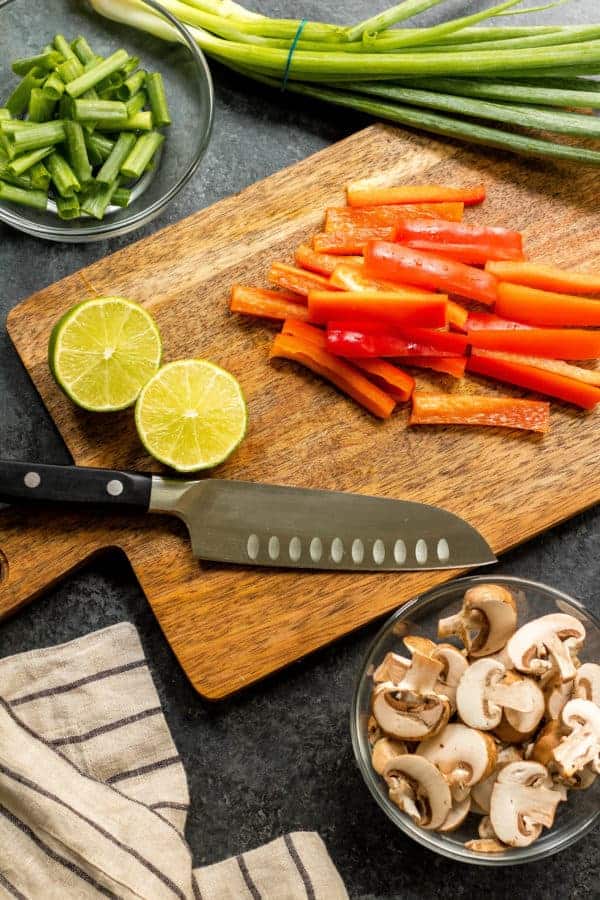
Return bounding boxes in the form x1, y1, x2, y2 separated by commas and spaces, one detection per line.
3, 124, 600, 698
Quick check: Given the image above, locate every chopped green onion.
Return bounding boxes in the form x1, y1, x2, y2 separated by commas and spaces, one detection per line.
56, 193, 81, 219
71, 36, 97, 66
12, 51, 64, 76
120, 131, 164, 179
28, 88, 57, 122
8, 145, 53, 176
73, 98, 128, 124
0, 180, 48, 209
0, 109, 11, 120
112, 186, 131, 207
56, 56, 85, 84
6, 67, 46, 116
121, 56, 141, 76
126, 90, 147, 117
29, 161, 51, 191
81, 178, 119, 219
96, 132, 137, 184
10, 120, 66, 153
117, 69, 146, 99
84, 131, 115, 164
97, 109, 152, 131
65, 49, 130, 98
64, 120, 93, 184
47, 151, 81, 196
43, 72, 66, 99
145, 72, 171, 127
53, 34, 78, 61
0, 164, 33, 190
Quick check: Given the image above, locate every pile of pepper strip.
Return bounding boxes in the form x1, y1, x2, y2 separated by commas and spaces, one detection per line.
230, 179, 600, 434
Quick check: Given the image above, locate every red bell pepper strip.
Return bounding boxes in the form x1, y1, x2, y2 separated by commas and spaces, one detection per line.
468, 351, 600, 409
398, 356, 467, 378
295, 243, 362, 276
307, 290, 449, 329
326, 323, 468, 358
410, 392, 550, 433
400, 241, 524, 266
395, 217, 523, 251
473, 349, 600, 387
365, 242, 499, 306
270, 333, 396, 419
347, 181, 486, 208
496, 282, 600, 327
486, 261, 600, 295
268, 262, 339, 298
280, 318, 414, 401
468, 327, 600, 359
314, 227, 396, 255
466, 310, 531, 331
325, 202, 464, 231
230, 286, 309, 322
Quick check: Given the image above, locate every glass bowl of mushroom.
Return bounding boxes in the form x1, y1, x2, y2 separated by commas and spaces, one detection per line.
351, 575, 600, 865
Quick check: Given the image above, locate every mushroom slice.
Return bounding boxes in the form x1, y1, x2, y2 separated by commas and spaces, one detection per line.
417, 723, 497, 803
371, 737, 408, 775
471, 745, 523, 816
438, 584, 517, 657
456, 658, 541, 731
371, 652, 451, 741
367, 715, 382, 748
383, 754, 452, 831
493, 671, 545, 742
373, 652, 410, 684
544, 674, 574, 721
403, 636, 468, 713
478, 815, 497, 840
575, 663, 600, 706
532, 719, 565, 769
490, 761, 562, 848
465, 838, 507, 854
438, 796, 471, 833
507, 614, 586, 682
553, 698, 600, 778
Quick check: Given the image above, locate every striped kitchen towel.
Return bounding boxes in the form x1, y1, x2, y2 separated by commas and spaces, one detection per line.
0, 623, 348, 899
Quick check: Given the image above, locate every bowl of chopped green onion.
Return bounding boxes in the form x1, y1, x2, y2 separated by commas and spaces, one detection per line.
0, 0, 213, 241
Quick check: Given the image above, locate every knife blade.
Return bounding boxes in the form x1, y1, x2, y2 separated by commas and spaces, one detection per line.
0, 460, 496, 572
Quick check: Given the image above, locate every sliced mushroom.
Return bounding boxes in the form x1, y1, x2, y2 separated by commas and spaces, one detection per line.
417, 723, 497, 802
493, 671, 545, 743
438, 584, 517, 657
403, 635, 468, 713
532, 719, 565, 768
574, 663, 600, 706
478, 815, 497, 839
438, 796, 471, 833
543, 674, 574, 721
383, 754, 452, 830
507, 614, 586, 682
371, 652, 451, 740
552, 698, 600, 778
373, 651, 410, 684
371, 737, 408, 775
471, 744, 523, 815
465, 838, 507, 853
367, 715, 382, 748
456, 658, 542, 732
490, 761, 562, 848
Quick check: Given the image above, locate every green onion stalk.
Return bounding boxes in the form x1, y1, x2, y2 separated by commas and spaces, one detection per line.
90, 0, 600, 165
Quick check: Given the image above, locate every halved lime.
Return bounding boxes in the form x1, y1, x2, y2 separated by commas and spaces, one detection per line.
49, 297, 162, 412
135, 359, 247, 472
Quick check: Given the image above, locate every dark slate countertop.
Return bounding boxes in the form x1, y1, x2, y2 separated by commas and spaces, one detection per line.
1, 2, 598, 897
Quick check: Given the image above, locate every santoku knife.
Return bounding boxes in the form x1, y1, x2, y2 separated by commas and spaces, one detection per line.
0, 460, 495, 572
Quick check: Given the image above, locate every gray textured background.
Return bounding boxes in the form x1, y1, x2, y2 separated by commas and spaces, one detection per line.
1, 2, 599, 897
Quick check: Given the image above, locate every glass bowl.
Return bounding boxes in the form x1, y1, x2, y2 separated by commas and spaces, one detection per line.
0, 0, 213, 241
351, 575, 600, 865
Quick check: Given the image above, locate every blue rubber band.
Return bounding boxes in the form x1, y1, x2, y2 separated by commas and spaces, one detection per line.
281, 18, 307, 91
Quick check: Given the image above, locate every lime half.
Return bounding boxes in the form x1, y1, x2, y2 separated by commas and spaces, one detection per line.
49, 296, 162, 412
135, 359, 247, 472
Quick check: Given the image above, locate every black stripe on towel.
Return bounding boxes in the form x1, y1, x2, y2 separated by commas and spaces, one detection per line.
0, 870, 27, 899
11, 659, 147, 706
106, 755, 182, 784
0, 805, 119, 898
50, 707, 162, 746
284, 834, 316, 900
237, 854, 262, 900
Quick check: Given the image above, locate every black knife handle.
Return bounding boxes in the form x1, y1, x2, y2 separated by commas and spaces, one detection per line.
0, 460, 152, 511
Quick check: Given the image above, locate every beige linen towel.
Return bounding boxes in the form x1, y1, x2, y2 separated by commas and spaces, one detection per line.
0, 623, 348, 900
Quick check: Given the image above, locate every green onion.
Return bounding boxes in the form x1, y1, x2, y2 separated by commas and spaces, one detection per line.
47, 151, 81, 197
126, 90, 147, 117
65, 49, 130, 98
43, 72, 66, 99
120, 131, 164, 179
6, 68, 46, 116
96, 131, 137, 183
145, 73, 171, 126
12, 51, 64, 76
64, 120, 94, 184
29, 161, 51, 191
0, 180, 48, 209
395, 76, 600, 109
10, 121, 66, 153
112, 186, 131, 207
71, 36, 97, 66
73, 98, 128, 124
56, 193, 81, 219
53, 34, 78, 61
56, 56, 84, 84
81, 178, 120, 218
122, 56, 141, 76
0, 164, 33, 190
84, 131, 115, 164
117, 69, 146, 99
8, 145, 53, 176
28, 88, 57, 122
96, 109, 152, 131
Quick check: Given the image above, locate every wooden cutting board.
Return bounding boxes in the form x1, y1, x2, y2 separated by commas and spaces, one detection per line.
3, 124, 600, 699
